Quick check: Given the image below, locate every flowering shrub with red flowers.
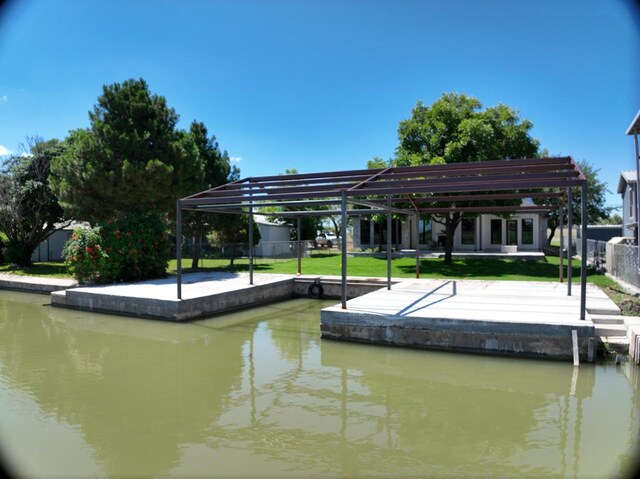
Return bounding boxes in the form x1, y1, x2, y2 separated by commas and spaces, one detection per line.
98, 211, 170, 283
62, 227, 106, 284
62, 211, 170, 284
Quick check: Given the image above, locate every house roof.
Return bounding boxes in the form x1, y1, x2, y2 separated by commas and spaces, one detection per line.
253, 214, 290, 228
617, 170, 637, 194
180, 156, 585, 217
627, 110, 640, 135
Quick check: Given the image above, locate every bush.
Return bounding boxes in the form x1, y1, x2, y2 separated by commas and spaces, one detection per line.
3, 239, 34, 266
62, 211, 170, 284
98, 211, 170, 283
62, 228, 106, 284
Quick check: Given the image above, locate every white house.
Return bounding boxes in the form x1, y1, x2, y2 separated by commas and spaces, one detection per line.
353, 210, 547, 252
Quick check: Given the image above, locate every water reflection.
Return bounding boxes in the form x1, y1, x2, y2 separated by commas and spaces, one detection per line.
0, 291, 638, 478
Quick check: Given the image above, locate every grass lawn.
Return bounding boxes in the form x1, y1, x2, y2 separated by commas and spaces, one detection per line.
168, 254, 617, 288
0, 261, 71, 278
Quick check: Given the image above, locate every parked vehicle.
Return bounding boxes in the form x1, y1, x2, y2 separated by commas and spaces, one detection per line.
313, 233, 339, 248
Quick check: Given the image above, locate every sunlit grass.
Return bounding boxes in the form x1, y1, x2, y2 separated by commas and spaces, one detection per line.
0, 261, 72, 278
167, 254, 615, 287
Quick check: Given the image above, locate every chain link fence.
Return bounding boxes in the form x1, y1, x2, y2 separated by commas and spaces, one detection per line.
174, 241, 328, 268
575, 238, 640, 289
575, 238, 607, 270
608, 241, 640, 288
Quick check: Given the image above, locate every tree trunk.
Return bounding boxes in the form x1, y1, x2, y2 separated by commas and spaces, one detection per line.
190, 225, 204, 270
546, 226, 557, 246
443, 213, 461, 266
444, 215, 453, 265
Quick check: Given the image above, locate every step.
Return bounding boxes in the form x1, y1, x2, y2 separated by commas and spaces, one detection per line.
600, 336, 630, 354
590, 314, 624, 325
587, 304, 622, 316
595, 324, 628, 337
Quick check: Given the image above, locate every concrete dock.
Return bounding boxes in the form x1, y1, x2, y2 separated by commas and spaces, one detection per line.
43, 271, 628, 361
0, 272, 76, 294
51, 272, 294, 321
320, 279, 619, 362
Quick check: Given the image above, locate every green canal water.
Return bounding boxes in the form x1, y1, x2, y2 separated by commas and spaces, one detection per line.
0, 290, 639, 478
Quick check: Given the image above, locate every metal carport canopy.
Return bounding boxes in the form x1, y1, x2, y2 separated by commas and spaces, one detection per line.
176, 156, 589, 319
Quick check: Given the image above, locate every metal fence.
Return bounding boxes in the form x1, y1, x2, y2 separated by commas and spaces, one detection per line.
575, 238, 607, 270
575, 238, 640, 289
176, 241, 319, 262
608, 241, 640, 289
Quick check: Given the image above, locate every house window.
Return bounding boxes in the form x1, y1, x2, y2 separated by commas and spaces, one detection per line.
419, 218, 432, 244
461, 218, 475, 245
360, 220, 371, 245
521, 218, 534, 245
507, 220, 518, 245
490, 219, 502, 245
630, 188, 635, 219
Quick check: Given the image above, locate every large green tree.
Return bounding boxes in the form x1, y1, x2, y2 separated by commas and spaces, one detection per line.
0, 138, 67, 266
50, 78, 196, 222
541, 159, 612, 245
393, 93, 540, 264
181, 121, 238, 269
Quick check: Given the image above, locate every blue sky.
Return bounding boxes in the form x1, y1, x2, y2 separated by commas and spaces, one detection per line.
0, 0, 638, 208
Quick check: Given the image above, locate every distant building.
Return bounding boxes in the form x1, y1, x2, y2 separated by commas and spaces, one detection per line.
626, 109, 640, 243
617, 170, 637, 238
31, 221, 90, 262
576, 224, 623, 242
253, 215, 293, 257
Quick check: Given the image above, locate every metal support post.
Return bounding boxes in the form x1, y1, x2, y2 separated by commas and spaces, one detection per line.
386, 196, 392, 290
415, 214, 420, 278
341, 192, 348, 309
176, 199, 182, 300
634, 133, 640, 252
559, 201, 564, 283
297, 217, 302, 275
567, 187, 573, 295
249, 206, 254, 285
580, 183, 588, 320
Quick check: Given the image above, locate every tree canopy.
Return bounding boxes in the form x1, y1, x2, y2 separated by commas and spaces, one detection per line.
380, 93, 540, 263
50, 78, 197, 222
0, 138, 67, 266
541, 159, 612, 244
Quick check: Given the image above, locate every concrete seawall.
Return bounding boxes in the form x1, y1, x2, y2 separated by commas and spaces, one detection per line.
321, 308, 596, 361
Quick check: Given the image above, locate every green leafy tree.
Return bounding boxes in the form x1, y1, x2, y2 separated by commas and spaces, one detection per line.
50, 78, 196, 222
0, 138, 67, 266
211, 212, 260, 266
598, 212, 623, 225
263, 168, 322, 242
541, 159, 612, 244
393, 93, 539, 264
181, 121, 236, 269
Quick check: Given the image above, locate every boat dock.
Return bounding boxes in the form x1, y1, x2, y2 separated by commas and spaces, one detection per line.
321, 279, 619, 362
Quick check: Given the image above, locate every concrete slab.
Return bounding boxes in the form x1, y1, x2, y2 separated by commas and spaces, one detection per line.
0, 272, 76, 294
52, 272, 295, 321
321, 279, 609, 361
